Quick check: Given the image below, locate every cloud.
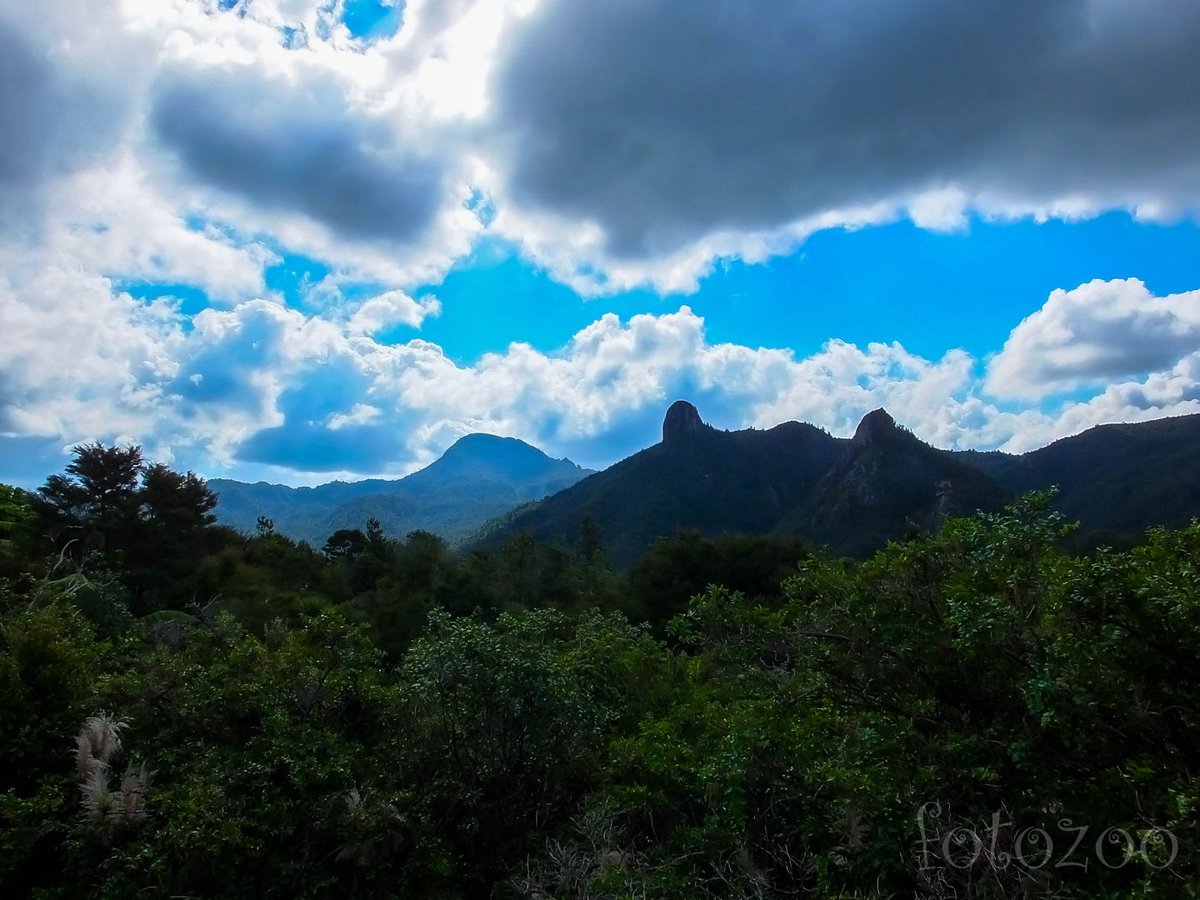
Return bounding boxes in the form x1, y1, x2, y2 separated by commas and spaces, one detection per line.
0, 22, 56, 187
0, 8, 148, 228
4, 270, 1200, 484
151, 64, 443, 243
8, 0, 1200, 296
4, 2, 1200, 486
491, 0, 1200, 278
986, 279, 1200, 400
348, 290, 441, 333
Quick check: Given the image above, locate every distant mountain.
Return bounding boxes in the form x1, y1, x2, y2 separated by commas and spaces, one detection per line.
209, 434, 593, 545
473, 401, 1200, 563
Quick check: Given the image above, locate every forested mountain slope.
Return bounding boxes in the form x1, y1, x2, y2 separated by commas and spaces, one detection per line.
471, 400, 844, 564
479, 402, 1200, 561
777, 408, 1011, 556
962, 413, 1200, 545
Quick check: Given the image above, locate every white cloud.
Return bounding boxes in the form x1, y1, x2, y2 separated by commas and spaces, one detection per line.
348, 290, 441, 334
5, 0, 1199, 296
326, 403, 382, 431
5, 271, 1200, 484
908, 187, 970, 233
986, 279, 1200, 400
0, 261, 184, 442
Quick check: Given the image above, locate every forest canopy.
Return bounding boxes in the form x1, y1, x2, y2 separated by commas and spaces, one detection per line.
1, 446, 1197, 898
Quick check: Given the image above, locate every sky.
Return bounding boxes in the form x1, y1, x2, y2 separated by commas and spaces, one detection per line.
2, 0, 1200, 487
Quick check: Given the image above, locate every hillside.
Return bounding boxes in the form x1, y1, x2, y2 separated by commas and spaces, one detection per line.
475, 401, 1200, 562
209, 434, 592, 544
777, 408, 1011, 557
962, 413, 1200, 545
474, 400, 849, 563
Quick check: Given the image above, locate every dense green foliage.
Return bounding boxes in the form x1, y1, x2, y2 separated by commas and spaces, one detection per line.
2, 445, 1198, 897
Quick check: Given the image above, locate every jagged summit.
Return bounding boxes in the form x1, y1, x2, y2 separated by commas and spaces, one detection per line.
474, 401, 1200, 564
851, 408, 898, 447
662, 400, 709, 444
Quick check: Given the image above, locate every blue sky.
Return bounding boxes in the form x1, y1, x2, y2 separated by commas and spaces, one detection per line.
2, 0, 1200, 487
415, 214, 1200, 367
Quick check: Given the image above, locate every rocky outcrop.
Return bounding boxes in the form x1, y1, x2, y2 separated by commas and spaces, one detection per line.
662, 400, 709, 445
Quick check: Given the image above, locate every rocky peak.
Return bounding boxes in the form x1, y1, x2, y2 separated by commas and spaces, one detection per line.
662, 400, 708, 445
852, 408, 898, 447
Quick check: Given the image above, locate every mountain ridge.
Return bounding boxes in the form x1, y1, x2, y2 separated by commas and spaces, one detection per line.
473, 402, 1200, 562
213, 402, 1200, 560
210, 433, 593, 545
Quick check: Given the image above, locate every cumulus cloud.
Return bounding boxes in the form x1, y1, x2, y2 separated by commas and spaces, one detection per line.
7, 0, 1200, 294
0, 22, 56, 187
986, 279, 1200, 400
0, 7, 150, 229
4, 269, 1200, 484
348, 290, 441, 334
0, 262, 184, 444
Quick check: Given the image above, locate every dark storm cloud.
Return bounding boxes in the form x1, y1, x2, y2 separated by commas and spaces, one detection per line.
151, 67, 443, 243
0, 22, 55, 186
0, 18, 127, 211
496, 0, 1200, 256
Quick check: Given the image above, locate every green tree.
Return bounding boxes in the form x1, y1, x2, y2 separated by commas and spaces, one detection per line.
322, 527, 368, 560
34, 445, 223, 612
0, 485, 37, 580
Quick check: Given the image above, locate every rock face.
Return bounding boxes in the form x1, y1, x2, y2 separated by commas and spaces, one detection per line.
851, 408, 898, 447
662, 400, 708, 445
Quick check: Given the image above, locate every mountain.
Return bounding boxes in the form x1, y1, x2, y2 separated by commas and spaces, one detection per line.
471, 400, 847, 563
775, 409, 1011, 557
209, 434, 593, 545
962, 414, 1200, 546
474, 401, 1200, 563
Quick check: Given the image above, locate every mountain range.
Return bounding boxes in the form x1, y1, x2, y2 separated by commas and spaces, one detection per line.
212, 400, 1200, 562
209, 434, 593, 545
473, 401, 1200, 562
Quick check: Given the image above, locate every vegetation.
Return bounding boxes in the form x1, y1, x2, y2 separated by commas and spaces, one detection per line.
2, 444, 1198, 897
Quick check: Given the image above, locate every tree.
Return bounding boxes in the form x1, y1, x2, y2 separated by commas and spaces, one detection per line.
38, 444, 144, 551
322, 528, 368, 560
365, 517, 387, 555
138, 463, 217, 534
0, 485, 37, 578
35, 444, 221, 611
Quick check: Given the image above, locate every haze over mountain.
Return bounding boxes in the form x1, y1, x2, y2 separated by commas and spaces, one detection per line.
209, 434, 592, 545
475, 401, 1200, 563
